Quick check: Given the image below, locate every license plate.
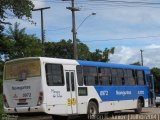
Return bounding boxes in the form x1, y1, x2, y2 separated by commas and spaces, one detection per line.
19, 99, 26, 103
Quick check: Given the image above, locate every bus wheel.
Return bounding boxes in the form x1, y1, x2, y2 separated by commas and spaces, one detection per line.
52, 115, 68, 120
87, 101, 98, 119
135, 99, 142, 114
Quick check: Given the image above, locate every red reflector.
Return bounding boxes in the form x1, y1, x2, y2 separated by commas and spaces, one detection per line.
40, 92, 43, 96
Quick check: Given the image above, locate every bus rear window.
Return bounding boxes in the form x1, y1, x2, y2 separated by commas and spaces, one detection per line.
5, 59, 41, 80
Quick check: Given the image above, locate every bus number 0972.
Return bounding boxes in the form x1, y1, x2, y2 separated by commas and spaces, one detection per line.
23, 93, 31, 98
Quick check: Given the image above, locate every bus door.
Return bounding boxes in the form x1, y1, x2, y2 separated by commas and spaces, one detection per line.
147, 74, 155, 107
65, 70, 77, 114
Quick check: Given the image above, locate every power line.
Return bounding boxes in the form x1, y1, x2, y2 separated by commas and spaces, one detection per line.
88, 0, 160, 5
77, 0, 160, 10
81, 35, 160, 43
32, 0, 69, 3
46, 26, 71, 31
32, 0, 160, 6
31, 0, 160, 11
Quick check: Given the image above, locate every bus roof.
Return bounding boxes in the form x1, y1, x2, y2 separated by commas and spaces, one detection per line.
5, 57, 149, 70
77, 60, 149, 70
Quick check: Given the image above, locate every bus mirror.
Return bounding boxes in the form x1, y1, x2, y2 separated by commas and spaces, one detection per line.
147, 74, 154, 89
149, 75, 154, 80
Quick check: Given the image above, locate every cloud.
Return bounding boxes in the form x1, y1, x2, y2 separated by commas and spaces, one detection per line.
32, 0, 46, 8
145, 44, 160, 49
4, 1, 160, 56
109, 44, 160, 68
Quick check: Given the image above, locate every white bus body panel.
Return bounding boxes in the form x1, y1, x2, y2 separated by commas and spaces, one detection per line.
41, 58, 79, 115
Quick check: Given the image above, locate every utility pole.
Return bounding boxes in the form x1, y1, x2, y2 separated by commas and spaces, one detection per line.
140, 49, 144, 66
32, 7, 50, 56
63, 0, 80, 59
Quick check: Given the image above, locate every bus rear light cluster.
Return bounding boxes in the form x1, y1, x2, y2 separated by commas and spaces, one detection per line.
37, 92, 43, 106
3, 94, 9, 108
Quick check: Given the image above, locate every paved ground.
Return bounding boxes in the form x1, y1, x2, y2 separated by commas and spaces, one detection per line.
5, 107, 160, 120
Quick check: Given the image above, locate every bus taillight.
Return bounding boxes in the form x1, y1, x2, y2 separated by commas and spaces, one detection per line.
3, 94, 9, 108
37, 92, 43, 106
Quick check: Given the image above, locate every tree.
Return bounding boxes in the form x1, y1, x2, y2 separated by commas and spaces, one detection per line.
44, 42, 56, 57
6, 22, 43, 59
77, 40, 90, 60
130, 61, 141, 66
44, 39, 73, 59
44, 39, 91, 60
0, 60, 4, 93
90, 49, 102, 62
101, 47, 115, 62
44, 39, 115, 62
151, 67, 160, 93
0, 33, 14, 59
89, 47, 115, 62
0, 0, 34, 32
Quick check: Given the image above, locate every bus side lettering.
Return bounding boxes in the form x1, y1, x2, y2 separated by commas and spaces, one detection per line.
100, 91, 109, 96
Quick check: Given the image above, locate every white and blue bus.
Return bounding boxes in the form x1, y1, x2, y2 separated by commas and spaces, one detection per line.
3, 57, 155, 119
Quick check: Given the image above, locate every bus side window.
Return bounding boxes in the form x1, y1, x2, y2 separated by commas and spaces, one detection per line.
83, 66, 98, 86
45, 64, 64, 86
124, 69, 128, 85
76, 65, 83, 86
111, 68, 119, 86
117, 69, 124, 85
137, 70, 145, 85
98, 67, 111, 86
126, 69, 136, 86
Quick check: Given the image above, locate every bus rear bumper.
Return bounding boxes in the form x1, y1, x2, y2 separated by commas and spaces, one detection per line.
4, 104, 47, 114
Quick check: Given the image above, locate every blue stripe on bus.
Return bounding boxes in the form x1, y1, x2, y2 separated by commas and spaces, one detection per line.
77, 60, 149, 70
94, 86, 149, 101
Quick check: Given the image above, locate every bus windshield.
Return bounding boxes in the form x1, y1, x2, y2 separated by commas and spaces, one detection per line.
4, 59, 41, 80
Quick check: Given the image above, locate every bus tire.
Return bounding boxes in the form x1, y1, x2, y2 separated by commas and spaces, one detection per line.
135, 99, 142, 114
52, 115, 68, 120
156, 104, 159, 107
87, 101, 98, 119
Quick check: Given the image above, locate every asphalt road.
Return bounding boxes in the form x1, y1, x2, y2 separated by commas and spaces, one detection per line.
15, 107, 160, 120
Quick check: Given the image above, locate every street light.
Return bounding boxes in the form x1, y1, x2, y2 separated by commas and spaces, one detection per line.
76, 12, 96, 31
74, 12, 96, 59
63, 0, 96, 59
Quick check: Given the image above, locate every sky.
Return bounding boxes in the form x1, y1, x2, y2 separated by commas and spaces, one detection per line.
6, 0, 160, 68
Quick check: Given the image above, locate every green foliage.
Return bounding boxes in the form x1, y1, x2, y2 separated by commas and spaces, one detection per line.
0, 61, 4, 93
90, 49, 102, 61
151, 67, 160, 93
0, 94, 3, 115
1, 30, 115, 62
130, 61, 141, 66
0, 0, 34, 31
78, 41, 90, 60
44, 39, 73, 59
102, 47, 115, 62
4, 22, 43, 59
44, 39, 115, 62
89, 48, 115, 62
